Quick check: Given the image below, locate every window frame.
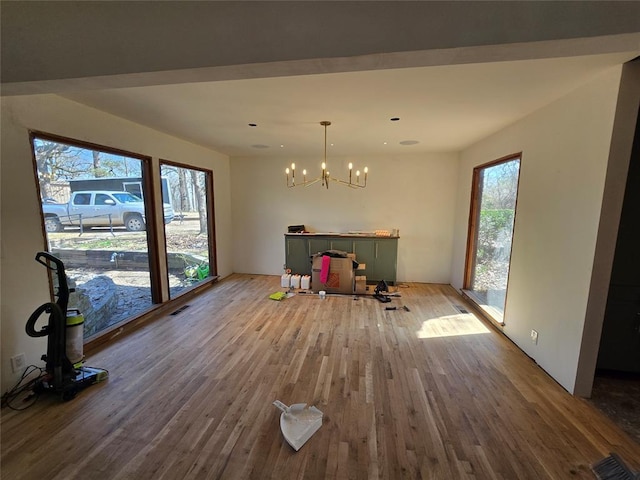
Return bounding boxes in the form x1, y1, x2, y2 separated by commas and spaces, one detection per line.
463, 152, 522, 325
29, 130, 165, 327
160, 159, 218, 299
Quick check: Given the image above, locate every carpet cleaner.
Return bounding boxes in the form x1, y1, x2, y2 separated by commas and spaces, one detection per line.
25, 252, 108, 401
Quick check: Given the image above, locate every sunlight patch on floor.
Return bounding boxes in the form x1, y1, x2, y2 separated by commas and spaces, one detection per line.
417, 314, 490, 339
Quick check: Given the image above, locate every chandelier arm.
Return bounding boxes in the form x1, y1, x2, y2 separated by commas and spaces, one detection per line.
330, 178, 366, 188
329, 177, 367, 188
287, 177, 322, 188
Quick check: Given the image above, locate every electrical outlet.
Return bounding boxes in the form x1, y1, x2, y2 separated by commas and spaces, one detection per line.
530, 329, 539, 345
10, 353, 26, 373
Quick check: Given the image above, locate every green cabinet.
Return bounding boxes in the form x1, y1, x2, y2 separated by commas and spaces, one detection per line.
370, 238, 398, 284
308, 238, 329, 257
352, 239, 375, 276
307, 238, 353, 256
352, 238, 398, 284
285, 236, 312, 275
285, 234, 398, 283
329, 238, 354, 252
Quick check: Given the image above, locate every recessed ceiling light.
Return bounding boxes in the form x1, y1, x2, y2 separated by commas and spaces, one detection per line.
399, 140, 419, 146
248, 123, 257, 127
390, 117, 400, 122
383, 142, 387, 145
280, 145, 284, 148
251, 144, 269, 149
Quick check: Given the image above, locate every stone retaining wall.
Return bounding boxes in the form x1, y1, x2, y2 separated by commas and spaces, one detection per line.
51, 248, 207, 272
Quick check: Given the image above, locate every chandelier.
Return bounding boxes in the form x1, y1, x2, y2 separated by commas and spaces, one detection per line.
285, 121, 368, 189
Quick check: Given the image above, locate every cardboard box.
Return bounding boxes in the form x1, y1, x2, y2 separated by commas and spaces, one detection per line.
311, 255, 355, 294
355, 275, 367, 294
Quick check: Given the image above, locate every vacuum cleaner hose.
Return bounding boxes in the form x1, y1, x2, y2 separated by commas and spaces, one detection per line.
26, 302, 62, 338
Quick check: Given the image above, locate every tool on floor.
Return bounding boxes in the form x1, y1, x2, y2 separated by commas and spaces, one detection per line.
385, 305, 410, 311
373, 280, 392, 303
25, 252, 108, 401
269, 291, 288, 301
273, 400, 323, 451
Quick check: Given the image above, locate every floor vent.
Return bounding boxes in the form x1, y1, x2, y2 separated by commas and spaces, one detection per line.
591, 453, 638, 479
455, 305, 469, 314
170, 305, 191, 316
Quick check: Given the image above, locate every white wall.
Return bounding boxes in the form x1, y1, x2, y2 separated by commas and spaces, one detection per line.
0, 95, 233, 393
231, 152, 459, 283
450, 67, 623, 393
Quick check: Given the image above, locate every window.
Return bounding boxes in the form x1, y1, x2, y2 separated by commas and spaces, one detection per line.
464, 154, 521, 324
160, 162, 216, 299
73, 193, 91, 205
31, 133, 158, 339
95, 194, 112, 205
31, 133, 218, 342
112, 192, 143, 203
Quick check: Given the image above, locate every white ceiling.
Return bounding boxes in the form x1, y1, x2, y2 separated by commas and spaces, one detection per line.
63, 52, 638, 158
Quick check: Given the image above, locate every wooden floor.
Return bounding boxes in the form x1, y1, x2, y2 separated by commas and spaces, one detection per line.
2, 274, 639, 479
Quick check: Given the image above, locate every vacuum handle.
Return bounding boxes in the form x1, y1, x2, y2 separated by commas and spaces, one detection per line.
35, 251, 64, 271
35, 251, 69, 312
25, 302, 61, 337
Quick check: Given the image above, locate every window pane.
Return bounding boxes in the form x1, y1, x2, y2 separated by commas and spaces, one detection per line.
33, 137, 154, 339
73, 193, 91, 205
467, 158, 520, 321
161, 164, 213, 299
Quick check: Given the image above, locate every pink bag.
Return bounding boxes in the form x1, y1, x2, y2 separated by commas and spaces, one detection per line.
319, 255, 331, 283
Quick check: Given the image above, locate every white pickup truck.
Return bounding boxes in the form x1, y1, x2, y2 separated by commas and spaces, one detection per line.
42, 191, 174, 232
